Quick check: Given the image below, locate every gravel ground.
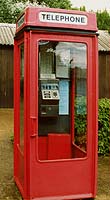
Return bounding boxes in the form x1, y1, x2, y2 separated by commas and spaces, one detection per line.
0, 109, 109, 200
96, 156, 110, 200
0, 109, 21, 200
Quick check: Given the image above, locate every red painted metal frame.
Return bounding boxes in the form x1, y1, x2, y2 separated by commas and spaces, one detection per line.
16, 7, 97, 33
14, 32, 31, 199
14, 7, 98, 200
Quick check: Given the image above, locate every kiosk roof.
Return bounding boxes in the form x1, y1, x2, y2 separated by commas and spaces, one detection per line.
16, 7, 98, 33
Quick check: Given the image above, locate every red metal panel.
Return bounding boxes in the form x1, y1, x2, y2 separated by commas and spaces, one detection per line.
48, 134, 71, 160
38, 137, 48, 160
30, 159, 93, 199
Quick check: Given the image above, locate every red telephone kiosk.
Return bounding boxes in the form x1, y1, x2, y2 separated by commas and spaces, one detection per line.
14, 7, 98, 200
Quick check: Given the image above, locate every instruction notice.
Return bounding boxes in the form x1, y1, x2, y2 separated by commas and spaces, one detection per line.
59, 80, 69, 115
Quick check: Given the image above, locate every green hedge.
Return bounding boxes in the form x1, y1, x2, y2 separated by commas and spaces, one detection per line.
98, 98, 110, 155
75, 97, 110, 155
74, 96, 87, 148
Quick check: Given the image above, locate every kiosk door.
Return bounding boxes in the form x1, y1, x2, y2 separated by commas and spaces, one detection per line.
37, 36, 88, 161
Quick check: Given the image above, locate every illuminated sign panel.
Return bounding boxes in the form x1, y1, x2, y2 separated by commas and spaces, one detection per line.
39, 12, 88, 25
17, 14, 25, 28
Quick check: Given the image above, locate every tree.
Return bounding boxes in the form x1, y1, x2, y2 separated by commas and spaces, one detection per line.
96, 10, 110, 31
79, 6, 86, 11
0, 0, 72, 23
21, 0, 72, 8
38, 0, 72, 9
0, 0, 23, 23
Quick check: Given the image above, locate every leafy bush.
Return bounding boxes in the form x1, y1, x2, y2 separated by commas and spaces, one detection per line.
98, 98, 110, 155
75, 97, 110, 155
74, 96, 87, 149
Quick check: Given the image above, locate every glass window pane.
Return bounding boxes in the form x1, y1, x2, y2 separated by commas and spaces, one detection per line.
20, 44, 24, 151
73, 43, 87, 153
38, 41, 87, 161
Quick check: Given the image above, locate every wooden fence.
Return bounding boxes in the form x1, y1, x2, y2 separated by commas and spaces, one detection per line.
99, 52, 110, 99
0, 45, 13, 108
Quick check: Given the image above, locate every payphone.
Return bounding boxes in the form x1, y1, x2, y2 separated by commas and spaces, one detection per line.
39, 78, 60, 117
39, 41, 60, 117
14, 7, 98, 200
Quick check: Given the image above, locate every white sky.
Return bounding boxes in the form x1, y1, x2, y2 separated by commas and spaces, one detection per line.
70, 0, 110, 11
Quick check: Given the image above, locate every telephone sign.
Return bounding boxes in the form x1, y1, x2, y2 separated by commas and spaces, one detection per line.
39, 11, 88, 25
